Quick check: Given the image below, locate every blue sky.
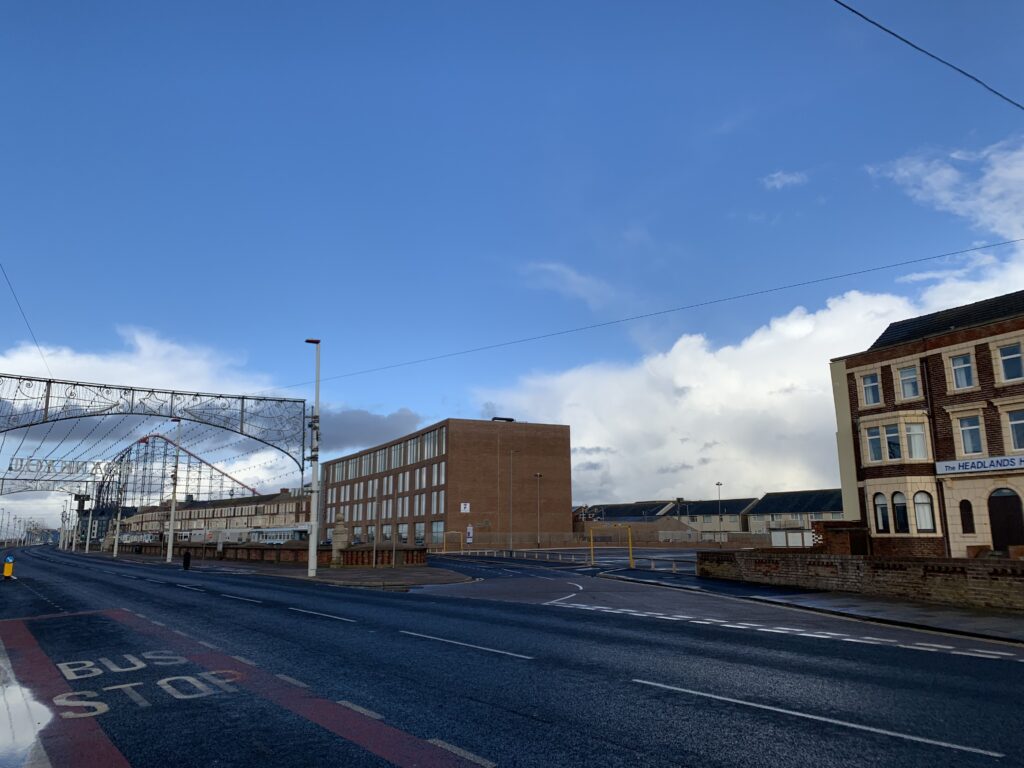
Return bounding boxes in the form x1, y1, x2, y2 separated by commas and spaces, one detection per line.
2, 2, 1024, 520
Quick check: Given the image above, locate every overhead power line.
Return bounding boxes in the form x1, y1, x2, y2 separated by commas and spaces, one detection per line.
831, 0, 1024, 113
253, 238, 1024, 394
0, 263, 52, 377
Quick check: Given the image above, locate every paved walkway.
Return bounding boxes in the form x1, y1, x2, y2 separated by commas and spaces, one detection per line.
69, 549, 471, 588
603, 568, 1024, 644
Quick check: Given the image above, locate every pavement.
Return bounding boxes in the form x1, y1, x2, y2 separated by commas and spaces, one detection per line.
2, 546, 1023, 767
70, 547, 472, 588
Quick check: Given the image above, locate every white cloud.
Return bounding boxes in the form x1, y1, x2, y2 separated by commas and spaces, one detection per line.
482, 139, 1024, 505
522, 262, 615, 311
761, 170, 808, 190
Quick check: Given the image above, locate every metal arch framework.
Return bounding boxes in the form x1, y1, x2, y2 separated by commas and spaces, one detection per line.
0, 373, 307, 468
0, 478, 94, 496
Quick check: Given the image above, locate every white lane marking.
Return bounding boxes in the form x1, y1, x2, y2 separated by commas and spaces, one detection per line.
198, 641, 221, 650
774, 627, 803, 632
756, 628, 791, 634
914, 643, 954, 649
231, 655, 257, 666
177, 585, 204, 592
862, 637, 898, 643
121, 575, 138, 579
689, 620, 712, 625
221, 594, 262, 603
543, 593, 577, 605
969, 649, 1015, 656
134, 613, 147, 619
632, 679, 1004, 758
276, 674, 309, 688
287, 607, 356, 623
399, 631, 534, 660
146, 579, 166, 584
842, 638, 881, 645
655, 616, 684, 621
817, 632, 849, 637
722, 624, 751, 629
428, 739, 497, 768
172, 630, 191, 638
531, 575, 555, 581
150, 621, 166, 627
899, 644, 938, 652
568, 582, 584, 590
735, 622, 762, 627
337, 700, 383, 720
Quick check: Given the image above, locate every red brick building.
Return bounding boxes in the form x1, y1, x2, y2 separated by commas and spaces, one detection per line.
831, 290, 1024, 558
322, 418, 572, 551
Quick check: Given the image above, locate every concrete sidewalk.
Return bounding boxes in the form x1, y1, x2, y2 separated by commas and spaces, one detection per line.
602, 568, 1024, 645
71, 549, 472, 589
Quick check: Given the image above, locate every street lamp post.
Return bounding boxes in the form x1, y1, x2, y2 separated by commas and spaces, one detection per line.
305, 339, 321, 579
715, 481, 723, 544
533, 472, 542, 548
166, 417, 182, 563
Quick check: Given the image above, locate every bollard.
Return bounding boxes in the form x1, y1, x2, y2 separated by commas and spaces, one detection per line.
3, 555, 13, 580
651, 559, 657, 571
672, 561, 677, 574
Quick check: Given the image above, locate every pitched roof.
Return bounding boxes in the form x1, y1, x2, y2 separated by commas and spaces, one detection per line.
869, 290, 1024, 351
746, 489, 843, 515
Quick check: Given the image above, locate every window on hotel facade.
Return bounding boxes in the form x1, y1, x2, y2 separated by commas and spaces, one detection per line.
415, 522, 425, 545
382, 524, 392, 541
862, 373, 880, 405
1000, 343, 1023, 381
913, 491, 935, 533
898, 366, 920, 399
866, 427, 882, 462
423, 430, 437, 460
892, 492, 910, 534
885, 424, 901, 460
398, 523, 409, 544
1009, 410, 1024, 451
951, 354, 974, 389
438, 490, 445, 514
959, 416, 983, 454
431, 520, 445, 543
906, 423, 927, 459
406, 437, 420, 464
353, 526, 363, 545
391, 443, 402, 469
959, 500, 976, 534
367, 525, 376, 543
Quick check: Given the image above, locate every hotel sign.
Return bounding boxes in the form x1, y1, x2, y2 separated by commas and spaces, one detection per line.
935, 456, 1024, 476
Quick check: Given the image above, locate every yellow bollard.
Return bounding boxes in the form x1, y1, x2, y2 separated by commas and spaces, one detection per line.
3, 555, 13, 579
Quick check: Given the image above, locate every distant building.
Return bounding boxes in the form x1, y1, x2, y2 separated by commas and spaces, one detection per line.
744, 489, 844, 547
831, 290, 1024, 558
322, 418, 572, 550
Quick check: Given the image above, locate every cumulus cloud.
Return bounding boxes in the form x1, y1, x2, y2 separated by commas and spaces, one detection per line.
481, 138, 1024, 505
522, 262, 616, 310
761, 170, 808, 190
318, 407, 422, 453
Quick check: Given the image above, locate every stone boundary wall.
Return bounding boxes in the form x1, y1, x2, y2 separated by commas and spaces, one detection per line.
133, 542, 333, 566
696, 550, 1024, 611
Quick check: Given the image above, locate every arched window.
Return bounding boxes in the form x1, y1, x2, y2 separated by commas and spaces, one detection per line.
959, 499, 975, 534
913, 491, 935, 533
892, 492, 910, 533
873, 493, 890, 533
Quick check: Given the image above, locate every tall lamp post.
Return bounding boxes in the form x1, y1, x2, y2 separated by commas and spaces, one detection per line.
715, 481, 723, 543
306, 339, 321, 579
533, 472, 542, 548
165, 417, 182, 563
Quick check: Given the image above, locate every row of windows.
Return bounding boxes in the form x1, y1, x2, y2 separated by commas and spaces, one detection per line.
350, 520, 445, 546
864, 422, 928, 462
329, 490, 446, 524
859, 341, 1024, 408
872, 491, 935, 534
326, 462, 446, 505
326, 427, 448, 483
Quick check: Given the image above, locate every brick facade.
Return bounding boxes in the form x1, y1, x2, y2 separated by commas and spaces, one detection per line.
833, 299, 1024, 559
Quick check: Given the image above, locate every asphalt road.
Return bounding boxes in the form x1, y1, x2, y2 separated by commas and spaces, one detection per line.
2, 546, 1022, 768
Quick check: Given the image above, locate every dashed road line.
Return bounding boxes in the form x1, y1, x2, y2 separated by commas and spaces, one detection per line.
177, 585, 205, 592
337, 701, 383, 720
287, 607, 356, 623
198, 640, 221, 650
543, 593, 577, 605
221, 594, 262, 603
428, 739, 497, 768
399, 631, 534, 660
914, 642, 954, 649
276, 674, 309, 688
632, 679, 1004, 758
231, 655, 257, 666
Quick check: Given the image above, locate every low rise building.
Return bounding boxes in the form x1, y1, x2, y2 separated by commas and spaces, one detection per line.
831, 290, 1024, 558
743, 489, 844, 547
322, 418, 572, 551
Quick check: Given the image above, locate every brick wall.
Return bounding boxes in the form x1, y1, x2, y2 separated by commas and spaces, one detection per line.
870, 536, 946, 558
696, 550, 1024, 611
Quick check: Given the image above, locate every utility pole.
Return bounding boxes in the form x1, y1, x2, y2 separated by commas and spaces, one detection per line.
305, 339, 321, 578
166, 417, 182, 563
716, 481, 723, 543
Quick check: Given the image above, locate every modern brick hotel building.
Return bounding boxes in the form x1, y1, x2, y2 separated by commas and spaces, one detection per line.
831, 290, 1024, 558
322, 418, 572, 551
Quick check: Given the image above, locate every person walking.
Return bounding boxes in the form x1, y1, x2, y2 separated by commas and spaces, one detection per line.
182, 550, 191, 570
